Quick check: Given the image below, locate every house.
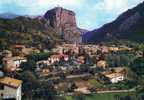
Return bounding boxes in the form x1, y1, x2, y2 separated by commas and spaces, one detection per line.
22, 47, 40, 56
48, 54, 62, 64
101, 46, 109, 53
3, 56, 27, 72
0, 77, 22, 100
112, 67, 126, 74
99, 68, 126, 84
2, 50, 12, 58
77, 56, 85, 64
37, 68, 50, 78
14, 45, 25, 52
36, 61, 51, 77
62, 43, 79, 54
63, 55, 69, 61
60, 66, 67, 71
52, 46, 64, 54
13, 45, 25, 56
48, 54, 69, 65
109, 47, 119, 52
12, 57, 27, 68
109, 46, 132, 52
96, 60, 107, 69
14, 45, 40, 56
36, 60, 50, 70
105, 73, 124, 83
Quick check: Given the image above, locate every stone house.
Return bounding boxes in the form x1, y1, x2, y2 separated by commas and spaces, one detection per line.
0, 77, 22, 100
2, 56, 27, 72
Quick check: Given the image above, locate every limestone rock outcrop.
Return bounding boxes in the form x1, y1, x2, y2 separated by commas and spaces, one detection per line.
44, 7, 81, 43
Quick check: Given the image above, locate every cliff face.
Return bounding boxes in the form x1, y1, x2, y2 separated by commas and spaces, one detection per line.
44, 7, 81, 43
83, 2, 144, 43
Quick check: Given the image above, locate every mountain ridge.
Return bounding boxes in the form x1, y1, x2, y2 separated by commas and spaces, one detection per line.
83, 1, 144, 43
0, 13, 19, 19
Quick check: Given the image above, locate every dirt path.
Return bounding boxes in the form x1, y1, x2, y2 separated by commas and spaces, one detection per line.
97, 88, 135, 93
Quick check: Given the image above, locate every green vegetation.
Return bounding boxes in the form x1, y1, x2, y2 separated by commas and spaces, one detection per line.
106, 80, 137, 90
131, 57, 144, 77
85, 92, 137, 100
27, 52, 51, 61
17, 52, 58, 99
105, 51, 136, 67
0, 17, 61, 50
65, 96, 73, 100
19, 64, 57, 100
65, 92, 138, 100
88, 79, 103, 88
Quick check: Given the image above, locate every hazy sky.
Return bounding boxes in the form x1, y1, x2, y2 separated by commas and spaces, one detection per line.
0, 0, 143, 30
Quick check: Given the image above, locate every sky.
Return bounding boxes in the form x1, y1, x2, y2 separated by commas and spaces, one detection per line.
0, 0, 143, 30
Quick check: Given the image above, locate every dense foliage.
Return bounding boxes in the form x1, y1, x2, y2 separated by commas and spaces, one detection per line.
0, 17, 61, 50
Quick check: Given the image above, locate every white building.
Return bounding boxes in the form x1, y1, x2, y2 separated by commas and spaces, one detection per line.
105, 73, 124, 83
0, 77, 22, 100
13, 57, 27, 67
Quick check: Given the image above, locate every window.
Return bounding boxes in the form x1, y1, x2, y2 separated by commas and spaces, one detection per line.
0, 85, 4, 90
1, 93, 3, 97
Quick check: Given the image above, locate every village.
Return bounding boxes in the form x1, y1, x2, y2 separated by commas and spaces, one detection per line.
0, 42, 138, 100
0, 0, 144, 99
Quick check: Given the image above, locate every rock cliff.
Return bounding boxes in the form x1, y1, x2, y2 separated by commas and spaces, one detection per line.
44, 7, 81, 43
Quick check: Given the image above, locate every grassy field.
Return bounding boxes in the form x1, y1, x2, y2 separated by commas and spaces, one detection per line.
85, 92, 137, 100
65, 92, 137, 100
88, 79, 103, 88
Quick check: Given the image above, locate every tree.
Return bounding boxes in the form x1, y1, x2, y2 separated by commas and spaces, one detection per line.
85, 54, 94, 66
126, 67, 137, 81
74, 94, 86, 100
34, 81, 57, 100
140, 94, 144, 100
59, 72, 66, 80
21, 71, 36, 82
20, 60, 36, 71
68, 82, 77, 92
131, 57, 144, 77
0, 39, 8, 50
114, 94, 120, 100
27, 52, 50, 62
0, 55, 3, 65
20, 71, 38, 99
120, 95, 132, 100
80, 64, 90, 73
20, 71, 57, 100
